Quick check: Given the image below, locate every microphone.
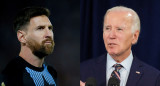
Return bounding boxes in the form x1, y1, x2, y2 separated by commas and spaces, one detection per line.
85, 77, 97, 86
108, 77, 120, 86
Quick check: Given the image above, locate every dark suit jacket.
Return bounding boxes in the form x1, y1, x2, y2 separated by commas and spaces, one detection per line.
80, 54, 160, 86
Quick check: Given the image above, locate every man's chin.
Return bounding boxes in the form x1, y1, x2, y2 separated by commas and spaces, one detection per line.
32, 48, 53, 58
108, 51, 119, 57
45, 47, 54, 54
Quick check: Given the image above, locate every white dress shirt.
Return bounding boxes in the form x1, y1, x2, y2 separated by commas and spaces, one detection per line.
106, 52, 133, 86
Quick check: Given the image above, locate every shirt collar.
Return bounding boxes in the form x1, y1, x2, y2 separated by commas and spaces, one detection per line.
107, 54, 116, 70
107, 51, 133, 71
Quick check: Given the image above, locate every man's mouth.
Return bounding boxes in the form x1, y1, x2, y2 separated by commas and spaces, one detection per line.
45, 41, 52, 44
108, 43, 117, 46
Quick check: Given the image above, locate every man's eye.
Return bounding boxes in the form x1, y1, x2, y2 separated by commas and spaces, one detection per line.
106, 27, 110, 30
49, 26, 53, 30
37, 26, 44, 30
117, 28, 122, 31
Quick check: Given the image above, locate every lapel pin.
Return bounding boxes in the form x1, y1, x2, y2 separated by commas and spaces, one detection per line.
136, 71, 140, 74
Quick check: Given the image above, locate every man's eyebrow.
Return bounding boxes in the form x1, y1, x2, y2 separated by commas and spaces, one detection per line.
48, 25, 53, 29
104, 25, 111, 27
37, 25, 45, 27
36, 25, 53, 28
49, 25, 53, 27
37, 25, 45, 28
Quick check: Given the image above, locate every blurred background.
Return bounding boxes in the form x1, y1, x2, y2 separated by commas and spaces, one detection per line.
0, 0, 79, 86
81, 0, 160, 71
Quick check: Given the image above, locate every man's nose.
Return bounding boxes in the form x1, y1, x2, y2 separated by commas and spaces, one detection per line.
109, 30, 116, 39
45, 28, 53, 38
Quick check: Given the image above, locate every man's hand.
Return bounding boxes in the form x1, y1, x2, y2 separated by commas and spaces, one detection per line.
1, 82, 5, 86
80, 80, 85, 86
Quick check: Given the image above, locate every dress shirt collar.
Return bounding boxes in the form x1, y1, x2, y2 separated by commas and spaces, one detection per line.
107, 51, 133, 71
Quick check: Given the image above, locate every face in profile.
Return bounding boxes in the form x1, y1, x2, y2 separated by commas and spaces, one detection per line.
25, 15, 55, 58
103, 11, 139, 58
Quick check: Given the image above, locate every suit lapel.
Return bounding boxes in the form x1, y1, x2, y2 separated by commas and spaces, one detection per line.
93, 54, 107, 86
126, 57, 143, 86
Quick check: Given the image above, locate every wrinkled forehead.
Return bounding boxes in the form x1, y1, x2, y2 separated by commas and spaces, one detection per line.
104, 11, 133, 29
104, 11, 133, 24
106, 11, 133, 19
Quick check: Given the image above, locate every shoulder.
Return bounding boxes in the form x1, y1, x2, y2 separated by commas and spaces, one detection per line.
2, 57, 26, 75
133, 57, 160, 85
81, 54, 106, 68
80, 54, 107, 81
133, 57, 160, 76
140, 60, 160, 74
1, 57, 26, 86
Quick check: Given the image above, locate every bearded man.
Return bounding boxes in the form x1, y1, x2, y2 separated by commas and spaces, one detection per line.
1, 7, 57, 86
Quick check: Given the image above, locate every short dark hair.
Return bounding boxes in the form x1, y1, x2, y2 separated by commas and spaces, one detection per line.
14, 7, 50, 32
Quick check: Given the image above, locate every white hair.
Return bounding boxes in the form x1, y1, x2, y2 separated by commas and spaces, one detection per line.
104, 6, 140, 33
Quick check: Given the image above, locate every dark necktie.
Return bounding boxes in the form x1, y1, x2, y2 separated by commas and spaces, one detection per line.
108, 64, 123, 86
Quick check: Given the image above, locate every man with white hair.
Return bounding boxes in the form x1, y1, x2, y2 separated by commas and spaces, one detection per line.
80, 6, 160, 86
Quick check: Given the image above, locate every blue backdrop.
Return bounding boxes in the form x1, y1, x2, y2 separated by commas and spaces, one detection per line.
80, 0, 160, 70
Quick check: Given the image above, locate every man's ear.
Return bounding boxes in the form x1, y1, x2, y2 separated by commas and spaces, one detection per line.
17, 30, 27, 43
132, 30, 140, 44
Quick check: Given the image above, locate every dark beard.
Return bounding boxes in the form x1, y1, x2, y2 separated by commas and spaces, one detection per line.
27, 37, 55, 59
